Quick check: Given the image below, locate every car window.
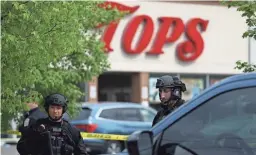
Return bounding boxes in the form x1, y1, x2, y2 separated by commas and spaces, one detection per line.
73, 107, 92, 121
99, 109, 119, 120
158, 87, 256, 155
140, 108, 156, 122
120, 108, 143, 122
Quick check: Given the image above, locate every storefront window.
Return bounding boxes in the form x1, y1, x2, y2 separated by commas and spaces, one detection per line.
209, 75, 229, 86
149, 77, 161, 103
148, 74, 178, 104
180, 75, 206, 101
149, 74, 231, 103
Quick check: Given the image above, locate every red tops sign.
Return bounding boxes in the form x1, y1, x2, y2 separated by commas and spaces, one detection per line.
99, 2, 209, 62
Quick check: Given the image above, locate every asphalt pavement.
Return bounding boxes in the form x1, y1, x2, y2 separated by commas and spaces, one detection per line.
1, 144, 19, 155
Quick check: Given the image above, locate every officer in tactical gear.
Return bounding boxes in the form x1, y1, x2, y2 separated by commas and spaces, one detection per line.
17, 93, 88, 155
152, 75, 186, 126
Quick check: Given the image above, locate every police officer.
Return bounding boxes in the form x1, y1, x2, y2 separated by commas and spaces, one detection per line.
152, 75, 186, 126
18, 93, 88, 155
18, 98, 47, 133
17, 94, 47, 155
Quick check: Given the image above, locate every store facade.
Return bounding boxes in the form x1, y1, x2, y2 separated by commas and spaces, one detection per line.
82, 1, 249, 107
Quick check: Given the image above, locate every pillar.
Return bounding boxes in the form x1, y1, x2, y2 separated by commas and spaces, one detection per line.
131, 72, 149, 104
88, 77, 98, 103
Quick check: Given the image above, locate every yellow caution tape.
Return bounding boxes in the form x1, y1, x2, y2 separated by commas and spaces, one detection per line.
6, 130, 128, 141
7, 130, 21, 136
81, 132, 128, 141
5, 130, 256, 146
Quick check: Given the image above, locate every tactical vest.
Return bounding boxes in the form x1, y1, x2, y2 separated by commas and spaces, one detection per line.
51, 126, 64, 155
48, 125, 74, 155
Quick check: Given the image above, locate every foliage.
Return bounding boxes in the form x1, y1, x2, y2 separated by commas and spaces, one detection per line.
221, 0, 256, 72
235, 60, 256, 73
221, 0, 256, 39
1, 1, 124, 129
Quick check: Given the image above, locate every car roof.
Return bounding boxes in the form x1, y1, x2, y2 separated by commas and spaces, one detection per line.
77, 102, 157, 118
80, 102, 155, 110
209, 72, 256, 89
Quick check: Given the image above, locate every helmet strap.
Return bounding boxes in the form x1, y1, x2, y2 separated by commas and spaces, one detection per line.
169, 99, 179, 109
160, 97, 179, 110
48, 114, 63, 122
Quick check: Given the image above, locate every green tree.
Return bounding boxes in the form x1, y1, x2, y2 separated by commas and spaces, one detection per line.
221, 1, 256, 73
1, 1, 123, 130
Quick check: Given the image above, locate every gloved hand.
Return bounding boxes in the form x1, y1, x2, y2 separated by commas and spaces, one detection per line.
37, 124, 46, 133
32, 124, 47, 135
62, 143, 74, 155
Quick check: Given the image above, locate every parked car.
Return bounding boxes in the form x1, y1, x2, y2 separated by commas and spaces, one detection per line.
1, 134, 19, 147
108, 73, 256, 155
70, 102, 157, 155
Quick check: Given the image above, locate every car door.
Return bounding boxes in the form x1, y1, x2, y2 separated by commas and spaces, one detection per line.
139, 108, 156, 123
153, 80, 256, 155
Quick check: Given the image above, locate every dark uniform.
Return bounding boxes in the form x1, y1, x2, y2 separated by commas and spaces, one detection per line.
152, 99, 185, 126
17, 93, 88, 155
152, 75, 186, 127
17, 107, 47, 155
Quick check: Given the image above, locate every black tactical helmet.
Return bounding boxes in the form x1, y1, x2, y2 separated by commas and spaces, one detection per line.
156, 75, 186, 92
44, 93, 68, 113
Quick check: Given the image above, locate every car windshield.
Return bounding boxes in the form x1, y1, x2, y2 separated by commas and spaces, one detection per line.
158, 87, 256, 155
201, 115, 254, 136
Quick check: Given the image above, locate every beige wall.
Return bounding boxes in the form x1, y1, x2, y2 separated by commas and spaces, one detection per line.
104, 1, 248, 74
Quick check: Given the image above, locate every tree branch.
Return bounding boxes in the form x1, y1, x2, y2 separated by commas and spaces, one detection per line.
43, 23, 57, 35
24, 24, 58, 39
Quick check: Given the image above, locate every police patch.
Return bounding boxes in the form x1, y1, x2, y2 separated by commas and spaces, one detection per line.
24, 118, 30, 127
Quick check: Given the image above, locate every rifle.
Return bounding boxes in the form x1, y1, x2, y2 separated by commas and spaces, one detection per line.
40, 131, 54, 155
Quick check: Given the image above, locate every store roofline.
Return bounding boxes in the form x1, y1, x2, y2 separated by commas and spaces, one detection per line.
160, 1, 223, 6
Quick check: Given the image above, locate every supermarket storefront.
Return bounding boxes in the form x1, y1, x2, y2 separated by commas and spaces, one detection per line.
82, 1, 249, 107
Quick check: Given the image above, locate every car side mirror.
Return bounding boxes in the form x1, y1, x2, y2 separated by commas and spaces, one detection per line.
127, 130, 153, 155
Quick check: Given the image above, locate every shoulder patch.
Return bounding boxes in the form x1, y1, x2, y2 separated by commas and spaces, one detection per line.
24, 118, 30, 127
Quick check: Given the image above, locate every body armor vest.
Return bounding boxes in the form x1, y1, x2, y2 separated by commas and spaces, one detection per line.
51, 126, 64, 155
47, 125, 74, 155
